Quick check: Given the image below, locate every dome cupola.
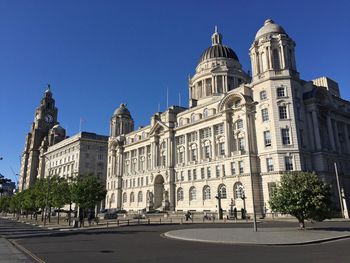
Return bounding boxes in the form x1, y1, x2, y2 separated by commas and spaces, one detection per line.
255, 19, 287, 40
113, 103, 131, 117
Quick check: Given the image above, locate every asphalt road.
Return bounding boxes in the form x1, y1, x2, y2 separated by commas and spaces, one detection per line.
2, 218, 350, 263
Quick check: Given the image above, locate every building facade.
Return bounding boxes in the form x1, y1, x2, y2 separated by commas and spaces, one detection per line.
106, 19, 350, 215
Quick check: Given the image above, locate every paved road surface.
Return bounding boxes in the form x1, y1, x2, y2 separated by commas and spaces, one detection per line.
2, 218, 350, 263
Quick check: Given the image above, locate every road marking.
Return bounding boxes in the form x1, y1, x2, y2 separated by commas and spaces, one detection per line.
9, 239, 46, 263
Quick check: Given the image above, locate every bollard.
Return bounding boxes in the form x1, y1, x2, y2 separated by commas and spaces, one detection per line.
107, 221, 109, 228
170, 218, 172, 223
117, 220, 119, 226
138, 218, 140, 225
160, 218, 161, 224
180, 218, 183, 224
127, 219, 129, 226
148, 218, 150, 225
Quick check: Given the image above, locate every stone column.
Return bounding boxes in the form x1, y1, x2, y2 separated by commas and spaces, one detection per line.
312, 110, 322, 151
224, 112, 232, 157
344, 124, 350, 154
333, 120, 341, 154
281, 45, 286, 69
326, 114, 336, 152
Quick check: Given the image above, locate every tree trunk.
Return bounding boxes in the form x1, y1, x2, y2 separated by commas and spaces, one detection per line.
298, 218, 305, 230
57, 209, 60, 225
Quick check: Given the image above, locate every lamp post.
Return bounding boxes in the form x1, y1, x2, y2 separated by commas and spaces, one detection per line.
244, 104, 258, 232
334, 162, 344, 218
43, 155, 52, 226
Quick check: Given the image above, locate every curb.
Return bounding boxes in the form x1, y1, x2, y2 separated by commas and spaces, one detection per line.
7, 239, 45, 263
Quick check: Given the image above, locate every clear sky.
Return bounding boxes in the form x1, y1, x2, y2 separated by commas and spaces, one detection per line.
1, 0, 349, 184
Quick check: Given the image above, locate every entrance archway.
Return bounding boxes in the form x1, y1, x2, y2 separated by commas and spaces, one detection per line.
154, 175, 164, 209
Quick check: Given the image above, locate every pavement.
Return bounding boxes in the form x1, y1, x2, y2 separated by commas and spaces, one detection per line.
0, 238, 33, 262
164, 226, 350, 245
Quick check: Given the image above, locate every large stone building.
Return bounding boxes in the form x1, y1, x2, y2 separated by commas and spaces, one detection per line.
19, 89, 108, 197
106, 19, 350, 215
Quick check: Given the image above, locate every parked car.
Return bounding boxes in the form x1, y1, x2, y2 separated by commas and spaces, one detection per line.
98, 209, 118, 219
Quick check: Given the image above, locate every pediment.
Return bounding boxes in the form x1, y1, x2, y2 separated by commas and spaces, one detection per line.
149, 120, 169, 136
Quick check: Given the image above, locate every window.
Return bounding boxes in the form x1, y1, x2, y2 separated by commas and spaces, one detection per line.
178, 151, 184, 164
207, 167, 211, 178
189, 187, 196, 201
222, 164, 226, 177
281, 128, 291, 145
260, 90, 267, 100
266, 158, 274, 172
191, 148, 197, 161
191, 114, 196, 123
285, 156, 293, 171
238, 138, 245, 151
218, 184, 227, 199
180, 171, 184, 181
193, 169, 197, 180
279, 106, 288, 119
218, 142, 225, 156
238, 161, 244, 174
176, 135, 185, 145
268, 182, 277, 198
237, 119, 244, 129
234, 100, 241, 108
231, 162, 236, 175
261, 108, 269, 122
138, 191, 143, 202
204, 145, 211, 159
234, 182, 243, 199
188, 170, 191, 181
203, 108, 209, 118
98, 154, 103, 160
201, 168, 205, 179
123, 193, 127, 203
177, 188, 184, 201
203, 186, 211, 200
264, 131, 272, 147
272, 49, 281, 69
277, 87, 285, 97
130, 192, 135, 202
214, 123, 224, 135
187, 132, 198, 142
216, 165, 220, 178
200, 128, 212, 139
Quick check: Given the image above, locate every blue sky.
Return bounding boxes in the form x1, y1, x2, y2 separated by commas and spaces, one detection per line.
1, 0, 349, 184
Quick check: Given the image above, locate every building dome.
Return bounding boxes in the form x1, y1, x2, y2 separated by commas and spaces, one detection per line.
113, 103, 131, 117
255, 19, 287, 39
51, 124, 65, 135
199, 27, 239, 63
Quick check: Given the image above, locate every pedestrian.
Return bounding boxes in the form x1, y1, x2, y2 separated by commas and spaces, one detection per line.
87, 211, 93, 226
241, 208, 245, 219
79, 212, 84, 227
233, 207, 237, 220
185, 211, 189, 221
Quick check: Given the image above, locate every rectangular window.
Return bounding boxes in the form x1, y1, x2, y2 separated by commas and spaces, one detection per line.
268, 182, 277, 198
285, 156, 293, 171
277, 87, 285, 97
176, 135, 185, 145
281, 128, 291, 145
200, 128, 212, 139
266, 157, 274, 172
193, 169, 197, 180
207, 167, 211, 179
260, 90, 267, 100
238, 161, 244, 174
219, 142, 225, 156
238, 138, 245, 151
191, 149, 197, 161
237, 119, 244, 129
201, 168, 205, 179
279, 106, 288, 119
204, 145, 210, 159
180, 171, 184, 181
231, 162, 236, 175
178, 151, 184, 164
216, 165, 220, 178
261, 108, 269, 122
214, 124, 224, 135
188, 170, 191, 181
264, 131, 272, 147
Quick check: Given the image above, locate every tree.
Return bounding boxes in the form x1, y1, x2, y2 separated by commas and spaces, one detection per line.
50, 176, 70, 224
269, 172, 333, 229
71, 174, 106, 216
0, 195, 11, 213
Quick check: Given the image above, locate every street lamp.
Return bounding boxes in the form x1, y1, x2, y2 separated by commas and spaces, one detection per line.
243, 103, 258, 232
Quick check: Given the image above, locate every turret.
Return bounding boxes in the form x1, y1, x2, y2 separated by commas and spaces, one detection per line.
110, 103, 134, 137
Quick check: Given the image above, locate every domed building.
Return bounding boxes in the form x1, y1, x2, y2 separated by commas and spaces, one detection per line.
106, 20, 350, 218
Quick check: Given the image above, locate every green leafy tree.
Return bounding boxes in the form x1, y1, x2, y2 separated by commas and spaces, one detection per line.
9, 192, 24, 218
0, 195, 11, 213
71, 174, 106, 215
21, 189, 38, 218
50, 176, 70, 224
269, 172, 333, 229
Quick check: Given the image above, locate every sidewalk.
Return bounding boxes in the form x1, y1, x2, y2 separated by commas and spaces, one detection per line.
164, 227, 350, 245
0, 238, 33, 262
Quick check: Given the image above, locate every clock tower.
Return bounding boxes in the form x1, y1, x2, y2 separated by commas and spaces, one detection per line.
19, 86, 60, 191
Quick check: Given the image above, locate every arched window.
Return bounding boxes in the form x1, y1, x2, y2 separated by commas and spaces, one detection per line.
203, 108, 209, 118
189, 187, 196, 201
179, 118, 183, 126
122, 192, 127, 203
177, 187, 184, 201
203, 185, 211, 200
130, 192, 135, 203
218, 184, 227, 199
138, 191, 143, 202
233, 182, 243, 199
272, 49, 281, 69
236, 119, 244, 129
191, 113, 196, 123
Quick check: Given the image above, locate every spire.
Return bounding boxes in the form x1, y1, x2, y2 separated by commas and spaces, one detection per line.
211, 26, 222, 46
44, 84, 52, 97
